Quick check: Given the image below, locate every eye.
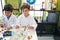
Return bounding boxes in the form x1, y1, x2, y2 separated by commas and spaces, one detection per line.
25, 10, 28, 12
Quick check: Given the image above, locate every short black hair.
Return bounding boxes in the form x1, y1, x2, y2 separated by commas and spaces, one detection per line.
3, 4, 13, 12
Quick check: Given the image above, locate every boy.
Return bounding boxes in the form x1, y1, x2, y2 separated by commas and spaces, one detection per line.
0, 4, 17, 30
16, 3, 38, 40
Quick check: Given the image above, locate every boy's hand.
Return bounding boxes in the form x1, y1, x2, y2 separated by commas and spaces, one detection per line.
28, 26, 34, 30
0, 23, 4, 28
7, 26, 12, 30
16, 24, 19, 29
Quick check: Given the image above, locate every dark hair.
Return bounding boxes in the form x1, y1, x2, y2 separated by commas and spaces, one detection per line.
3, 4, 13, 12
20, 3, 30, 10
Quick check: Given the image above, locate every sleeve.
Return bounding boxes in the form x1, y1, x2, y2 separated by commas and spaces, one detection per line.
15, 15, 22, 27
1, 15, 5, 25
1, 15, 7, 27
29, 16, 38, 30
16, 16, 21, 27
10, 16, 18, 28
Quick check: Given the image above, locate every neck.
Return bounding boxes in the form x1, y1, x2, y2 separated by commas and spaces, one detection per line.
7, 14, 12, 17
24, 13, 29, 17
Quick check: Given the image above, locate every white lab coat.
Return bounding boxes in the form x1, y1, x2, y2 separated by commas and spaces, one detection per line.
17, 14, 38, 40
2, 14, 17, 28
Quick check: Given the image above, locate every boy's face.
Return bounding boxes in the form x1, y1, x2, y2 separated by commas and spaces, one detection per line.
5, 11, 12, 17
22, 8, 29, 17
22, 8, 29, 14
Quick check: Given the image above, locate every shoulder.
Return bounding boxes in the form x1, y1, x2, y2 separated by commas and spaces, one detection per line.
2, 14, 5, 19
12, 14, 17, 18
18, 14, 23, 18
29, 15, 34, 19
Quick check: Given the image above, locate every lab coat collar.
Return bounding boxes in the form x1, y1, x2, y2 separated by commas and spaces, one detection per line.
22, 13, 30, 18
4, 14, 13, 21
7, 14, 12, 20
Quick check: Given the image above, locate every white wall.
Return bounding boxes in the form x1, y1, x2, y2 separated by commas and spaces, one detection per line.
0, 0, 5, 17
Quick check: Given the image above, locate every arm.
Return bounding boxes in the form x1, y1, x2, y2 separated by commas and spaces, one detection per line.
0, 15, 5, 27
10, 15, 18, 28
28, 16, 37, 30
15, 16, 22, 29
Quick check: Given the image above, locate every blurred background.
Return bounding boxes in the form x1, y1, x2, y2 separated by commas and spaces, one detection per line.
0, 0, 60, 40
